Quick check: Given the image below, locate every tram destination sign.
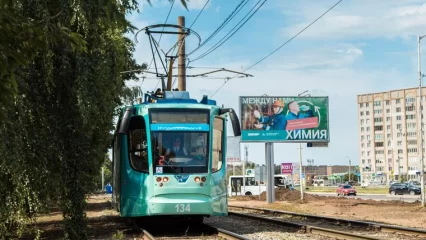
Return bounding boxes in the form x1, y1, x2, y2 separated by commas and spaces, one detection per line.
239, 96, 330, 142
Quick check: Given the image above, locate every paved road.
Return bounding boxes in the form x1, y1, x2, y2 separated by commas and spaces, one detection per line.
306, 192, 422, 203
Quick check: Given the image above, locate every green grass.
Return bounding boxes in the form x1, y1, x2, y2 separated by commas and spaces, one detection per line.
302, 186, 388, 194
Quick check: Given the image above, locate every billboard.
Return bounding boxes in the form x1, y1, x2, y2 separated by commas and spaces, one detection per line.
281, 162, 299, 174
240, 96, 329, 142
226, 136, 241, 162
281, 163, 293, 174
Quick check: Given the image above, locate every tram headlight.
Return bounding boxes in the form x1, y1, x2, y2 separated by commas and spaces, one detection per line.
156, 177, 162, 182
163, 177, 169, 182
201, 177, 206, 182
194, 176, 201, 182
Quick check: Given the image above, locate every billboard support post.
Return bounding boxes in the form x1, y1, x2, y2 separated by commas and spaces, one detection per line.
265, 142, 275, 203
299, 144, 304, 201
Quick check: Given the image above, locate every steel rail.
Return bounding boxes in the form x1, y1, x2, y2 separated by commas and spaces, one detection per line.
141, 228, 156, 240
203, 223, 251, 240
229, 205, 426, 238
229, 211, 381, 240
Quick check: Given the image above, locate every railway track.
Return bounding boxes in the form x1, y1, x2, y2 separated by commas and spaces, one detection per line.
229, 205, 426, 240
135, 219, 249, 239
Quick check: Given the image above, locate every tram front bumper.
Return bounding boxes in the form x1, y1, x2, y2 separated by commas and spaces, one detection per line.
148, 194, 213, 215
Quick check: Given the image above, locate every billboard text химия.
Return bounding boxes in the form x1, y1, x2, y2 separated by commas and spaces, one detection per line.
239, 96, 329, 142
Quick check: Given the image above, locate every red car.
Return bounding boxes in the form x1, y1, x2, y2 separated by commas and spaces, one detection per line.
336, 184, 357, 196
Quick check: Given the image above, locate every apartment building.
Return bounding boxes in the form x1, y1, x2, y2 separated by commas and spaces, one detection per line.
357, 87, 426, 184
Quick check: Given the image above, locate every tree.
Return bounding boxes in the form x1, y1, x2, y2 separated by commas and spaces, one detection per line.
0, 0, 189, 238
342, 173, 358, 183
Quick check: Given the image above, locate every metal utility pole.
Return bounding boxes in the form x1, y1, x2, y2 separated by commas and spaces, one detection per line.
243, 145, 248, 195
101, 167, 105, 191
418, 35, 426, 207
177, 16, 186, 91
298, 90, 310, 201
346, 156, 351, 182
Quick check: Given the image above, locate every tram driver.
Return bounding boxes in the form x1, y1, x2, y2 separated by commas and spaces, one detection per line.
165, 137, 188, 158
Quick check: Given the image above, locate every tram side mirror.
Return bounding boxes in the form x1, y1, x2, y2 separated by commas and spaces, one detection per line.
219, 108, 241, 136
119, 107, 134, 134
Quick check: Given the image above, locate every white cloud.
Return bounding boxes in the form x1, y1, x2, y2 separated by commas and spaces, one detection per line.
282, 0, 426, 40
185, 0, 211, 10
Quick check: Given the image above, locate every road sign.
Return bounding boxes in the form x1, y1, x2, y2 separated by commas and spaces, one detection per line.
307, 142, 328, 147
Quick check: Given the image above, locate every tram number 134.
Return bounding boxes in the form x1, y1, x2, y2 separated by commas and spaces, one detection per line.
175, 204, 191, 212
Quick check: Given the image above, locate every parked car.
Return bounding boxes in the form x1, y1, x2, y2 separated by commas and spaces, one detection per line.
336, 184, 357, 196
389, 183, 421, 195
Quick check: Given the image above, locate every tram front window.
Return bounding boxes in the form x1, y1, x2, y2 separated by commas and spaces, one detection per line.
152, 132, 209, 174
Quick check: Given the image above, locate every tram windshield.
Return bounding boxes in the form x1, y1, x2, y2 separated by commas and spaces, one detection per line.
151, 131, 209, 174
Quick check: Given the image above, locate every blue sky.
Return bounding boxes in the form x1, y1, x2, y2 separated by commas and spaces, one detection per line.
124, 0, 426, 167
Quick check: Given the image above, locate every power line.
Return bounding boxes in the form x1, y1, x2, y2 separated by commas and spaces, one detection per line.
190, 0, 266, 63
141, 0, 176, 88
187, 0, 249, 57
210, 0, 344, 98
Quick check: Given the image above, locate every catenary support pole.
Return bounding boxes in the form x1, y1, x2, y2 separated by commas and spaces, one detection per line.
177, 16, 186, 91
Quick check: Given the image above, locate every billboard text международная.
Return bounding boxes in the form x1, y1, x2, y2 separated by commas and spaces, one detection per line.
239, 96, 329, 142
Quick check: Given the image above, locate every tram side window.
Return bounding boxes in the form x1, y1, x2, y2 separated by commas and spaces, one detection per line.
212, 117, 224, 173
128, 116, 149, 172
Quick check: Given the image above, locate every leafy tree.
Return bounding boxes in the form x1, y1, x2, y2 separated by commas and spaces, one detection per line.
0, 0, 189, 239
342, 173, 358, 183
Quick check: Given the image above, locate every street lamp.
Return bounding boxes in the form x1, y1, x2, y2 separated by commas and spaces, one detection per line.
346, 156, 351, 182
418, 34, 426, 207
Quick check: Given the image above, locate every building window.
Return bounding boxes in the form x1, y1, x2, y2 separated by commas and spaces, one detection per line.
366, 103, 369, 107
387, 125, 391, 130
396, 116, 401, 121
375, 150, 384, 154
386, 100, 390, 105
361, 127, 364, 132
360, 111, 364, 116
360, 103, 364, 108
387, 150, 391, 154
406, 114, 416, 120
408, 132, 416, 137
366, 111, 370, 115
408, 148, 418, 153
397, 141, 402, 146
374, 117, 383, 122
398, 149, 403, 154
408, 140, 417, 145
406, 106, 415, 111
374, 101, 382, 106
406, 97, 415, 103
375, 142, 384, 147
386, 109, 390, 114
396, 99, 400, 104
407, 123, 416, 128
396, 107, 401, 112
367, 127, 370, 132
374, 110, 382, 114
374, 126, 383, 131
397, 124, 402, 129
360, 119, 364, 125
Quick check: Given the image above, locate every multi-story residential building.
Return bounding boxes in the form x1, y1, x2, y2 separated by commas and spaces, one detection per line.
357, 87, 425, 184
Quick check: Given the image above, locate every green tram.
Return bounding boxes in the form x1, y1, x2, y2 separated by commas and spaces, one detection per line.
111, 90, 241, 223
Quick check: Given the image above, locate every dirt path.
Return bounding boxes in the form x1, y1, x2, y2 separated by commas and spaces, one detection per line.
22, 194, 142, 240
229, 188, 426, 229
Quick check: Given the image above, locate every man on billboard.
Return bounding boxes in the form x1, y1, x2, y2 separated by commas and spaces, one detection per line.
252, 99, 287, 130
285, 101, 318, 130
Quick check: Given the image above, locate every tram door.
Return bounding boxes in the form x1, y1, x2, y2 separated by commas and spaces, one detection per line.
231, 177, 242, 195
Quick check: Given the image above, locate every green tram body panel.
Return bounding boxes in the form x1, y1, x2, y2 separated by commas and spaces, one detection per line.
112, 92, 240, 218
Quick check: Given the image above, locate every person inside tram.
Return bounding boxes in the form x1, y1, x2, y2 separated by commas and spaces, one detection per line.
165, 137, 188, 158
